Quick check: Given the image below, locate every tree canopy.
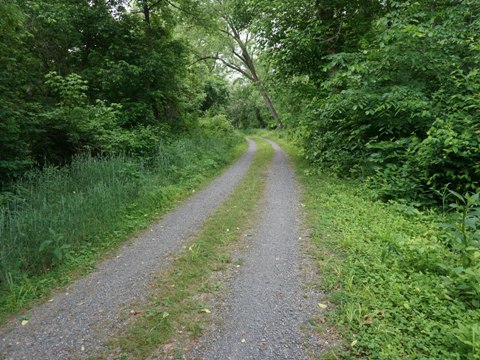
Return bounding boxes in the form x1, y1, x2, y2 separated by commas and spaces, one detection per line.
1, 0, 213, 184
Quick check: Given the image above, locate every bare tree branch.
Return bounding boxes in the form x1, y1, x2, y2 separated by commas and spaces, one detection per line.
189, 55, 217, 66
189, 54, 255, 82
232, 50, 247, 64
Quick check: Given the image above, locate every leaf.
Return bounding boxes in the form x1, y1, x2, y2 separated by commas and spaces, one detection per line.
53, 246, 63, 261
449, 190, 465, 203
38, 240, 53, 253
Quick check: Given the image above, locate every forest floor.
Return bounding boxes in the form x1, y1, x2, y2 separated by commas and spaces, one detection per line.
0, 138, 328, 359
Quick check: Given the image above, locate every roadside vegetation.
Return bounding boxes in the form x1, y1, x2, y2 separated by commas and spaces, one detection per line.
0, 123, 243, 321
270, 135, 480, 360
108, 139, 273, 359
246, 1, 479, 357
1, 0, 256, 322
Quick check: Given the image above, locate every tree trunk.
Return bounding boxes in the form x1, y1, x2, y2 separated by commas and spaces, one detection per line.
227, 27, 283, 128
244, 61, 282, 127
258, 86, 282, 128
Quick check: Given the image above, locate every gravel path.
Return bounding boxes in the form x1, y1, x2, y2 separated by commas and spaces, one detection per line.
190, 139, 315, 359
0, 139, 256, 360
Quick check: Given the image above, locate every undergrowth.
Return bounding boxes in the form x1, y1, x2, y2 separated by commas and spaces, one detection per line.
0, 131, 244, 321
270, 133, 480, 360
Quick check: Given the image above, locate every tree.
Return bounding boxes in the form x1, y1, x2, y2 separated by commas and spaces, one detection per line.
254, 0, 480, 201
226, 79, 269, 129
0, 0, 223, 184
190, 0, 283, 127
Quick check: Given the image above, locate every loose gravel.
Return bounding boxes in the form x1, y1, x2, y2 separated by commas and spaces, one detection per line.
189, 139, 317, 359
0, 139, 256, 360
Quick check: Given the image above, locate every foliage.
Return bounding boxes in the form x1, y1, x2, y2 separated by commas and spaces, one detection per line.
441, 191, 480, 309
0, 0, 227, 186
184, 0, 282, 126
199, 74, 230, 114
199, 114, 234, 136
0, 2, 32, 183
248, 0, 480, 205
278, 138, 480, 359
28, 72, 122, 164
249, 0, 384, 81
225, 81, 270, 129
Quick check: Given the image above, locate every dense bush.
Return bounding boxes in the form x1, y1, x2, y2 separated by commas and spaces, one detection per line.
225, 82, 271, 129
298, 1, 480, 202
0, 0, 215, 185
247, 0, 480, 204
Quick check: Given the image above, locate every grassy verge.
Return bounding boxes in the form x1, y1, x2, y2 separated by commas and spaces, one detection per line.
0, 133, 245, 322
267, 133, 480, 360
106, 138, 274, 359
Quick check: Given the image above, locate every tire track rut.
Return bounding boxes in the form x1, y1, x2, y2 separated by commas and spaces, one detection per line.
190, 139, 316, 359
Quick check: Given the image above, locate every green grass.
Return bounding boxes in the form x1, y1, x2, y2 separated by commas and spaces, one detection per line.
0, 132, 245, 322
267, 133, 480, 360
107, 138, 274, 359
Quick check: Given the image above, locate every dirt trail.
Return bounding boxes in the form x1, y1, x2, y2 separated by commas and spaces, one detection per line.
0, 140, 256, 360
189, 139, 317, 359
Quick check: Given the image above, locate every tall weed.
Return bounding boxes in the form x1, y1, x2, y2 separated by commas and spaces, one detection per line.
0, 132, 242, 295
